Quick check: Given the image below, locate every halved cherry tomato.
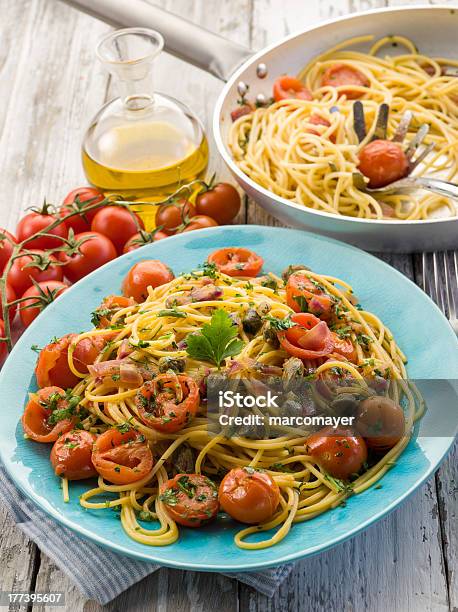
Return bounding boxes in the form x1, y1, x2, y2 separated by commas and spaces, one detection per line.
92, 428, 153, 485
330, 332, 358, 363
21, 386, 78, 443
159, 473, 219, 527
195, 183, 241, 225
60, 187, 105, 233
0, 319, 7, 364
321, 64, 370, 99
273, 76, 313, 102
219, 467, 280, 524
50, 429, 97, 480
207, 247, 263, 277
156, 199, 196, 234
278, 313, 334, 360
8, 250, 64, 296
356, 396, 405, 451
135, 373, 200, 433
286, 272, 333, 318
58, 231, 117, 282
35, 333, 109, 389
182, 215, 218, 233
122, 260, 174, 302
0, 229, 16, 272
19, 280, 68, 327
91, 206, 144, 254
358, 139, 409, 188
306, 427, 368, 480
16, 208, 68, 250
0, 283, 17, 323
92, 295, 136, 328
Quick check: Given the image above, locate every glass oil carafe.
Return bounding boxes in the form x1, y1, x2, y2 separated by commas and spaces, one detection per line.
82, 28, 209, 229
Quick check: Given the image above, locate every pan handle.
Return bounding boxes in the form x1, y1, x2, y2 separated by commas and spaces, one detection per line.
58, 0, 253, 81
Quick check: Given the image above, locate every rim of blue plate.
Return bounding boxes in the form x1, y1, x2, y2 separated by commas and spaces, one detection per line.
0, 225, 457, 571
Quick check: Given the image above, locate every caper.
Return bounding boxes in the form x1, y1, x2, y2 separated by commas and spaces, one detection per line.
242, 309, 262, 335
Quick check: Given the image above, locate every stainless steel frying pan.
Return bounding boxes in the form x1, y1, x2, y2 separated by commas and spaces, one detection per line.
60, 0, 458, 252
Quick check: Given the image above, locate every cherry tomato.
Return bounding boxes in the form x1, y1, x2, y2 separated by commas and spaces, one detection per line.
122, 229, 161, 253
273, 76, 313, 102
91, 206, 144, 254
19, 280, 68, 327
306, 427, 368, 480
219, 467, 280, 524
16, 208, 68, 250
330, 332, 357, 363
58, 231, 117, 282
136, 374, 200, 433
92, 428, 153, 485
195, 183, 241, 225
59, 187, 106, 233
21, 386, 78, 443
35, 333, 109, 389
321, 64, 370, 99
50, 429, 97, 480
159, 473, 219, 527
286, 271, 333, 318
153, 229, 170, 241
0, 283, 17, 323
8, 250, 63, 296
0, 319, 7, 365
207, 247, 263, 277
156, 199, 196, 233
0, 229, 16, 272
122, 260, 174, 302
92, 295, 136, 328
182, 215, 218, 233
278, 312, 334, 360
358, 139, 409, 188
356, 396, 405, 450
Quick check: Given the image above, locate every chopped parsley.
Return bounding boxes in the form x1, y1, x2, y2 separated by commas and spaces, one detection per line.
263, 315, 294, 331
91, 307, 111, 327
157, 308, 187, 319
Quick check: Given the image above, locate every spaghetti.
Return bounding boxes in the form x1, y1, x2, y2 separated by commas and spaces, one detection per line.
228, 35, 458, 220
22, 250, 423, 549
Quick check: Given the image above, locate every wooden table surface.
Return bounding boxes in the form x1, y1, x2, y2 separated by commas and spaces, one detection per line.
1, 0, 457, 610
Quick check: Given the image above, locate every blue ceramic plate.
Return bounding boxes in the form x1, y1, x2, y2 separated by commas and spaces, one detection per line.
0, 226, 457, 571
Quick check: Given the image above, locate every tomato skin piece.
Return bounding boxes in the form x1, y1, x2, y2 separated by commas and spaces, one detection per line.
60, 187, 105, 233
182, 215, 218, 232
0, 283, 17, 323
286, 272, 333, 318
35, 333, 108, 389
219, 467, 280, 524
92, 295, 135, 328
306, 427, 368, 480
358, 139, 409, 188
207, 247, 263, 277
58, 231, 117, 282
156, 199, 196, 233
8, 250, 64, 296
20, 280, 68, 327
195, 183, 241, 225
122, 260, 175, 302
330, 332, 358, 363
50, 429, 97, 480
136, 374, 200, 433
279, 312, 334, 360
21, 386, 76, 443
321, 63, 370, 99
0, 229, 16, 272
273, 76, 313, 102
356, 396, 405, 450
90, 206, 144, 254
92, 428, 153, 485
16, 212, 68, 250
160, 473, 219, 527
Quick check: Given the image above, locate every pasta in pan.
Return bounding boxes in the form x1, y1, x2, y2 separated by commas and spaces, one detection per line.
22, 249, 423, 550
228, 35, 458, 220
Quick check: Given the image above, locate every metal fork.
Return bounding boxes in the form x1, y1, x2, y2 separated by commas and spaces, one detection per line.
422, 251, 458, 336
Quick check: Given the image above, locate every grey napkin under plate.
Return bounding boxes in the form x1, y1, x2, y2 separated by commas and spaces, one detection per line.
0, 467, 293, 605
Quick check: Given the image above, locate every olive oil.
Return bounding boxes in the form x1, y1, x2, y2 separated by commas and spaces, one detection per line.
83, 28, 209, 229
